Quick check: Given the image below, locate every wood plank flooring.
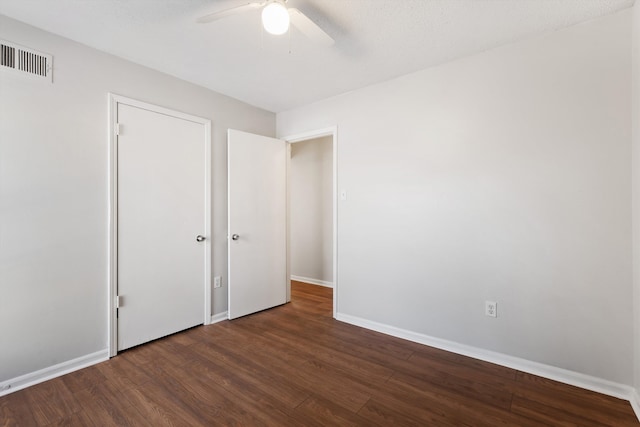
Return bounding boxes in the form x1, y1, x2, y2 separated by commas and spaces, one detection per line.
1, 281, 638, 426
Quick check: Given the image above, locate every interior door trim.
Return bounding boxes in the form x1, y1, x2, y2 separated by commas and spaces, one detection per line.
107, 93, 212, 357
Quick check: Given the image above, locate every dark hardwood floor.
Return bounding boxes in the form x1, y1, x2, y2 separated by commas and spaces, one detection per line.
1, 281, 638, 426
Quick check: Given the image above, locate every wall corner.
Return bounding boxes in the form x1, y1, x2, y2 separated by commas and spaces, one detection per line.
632, 0, 640, 397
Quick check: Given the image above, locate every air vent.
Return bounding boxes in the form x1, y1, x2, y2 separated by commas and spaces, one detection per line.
0, 40, 52, 82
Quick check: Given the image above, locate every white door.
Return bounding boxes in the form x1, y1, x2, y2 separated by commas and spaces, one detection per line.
228, 129, 287, 319
117, 102, 208, 351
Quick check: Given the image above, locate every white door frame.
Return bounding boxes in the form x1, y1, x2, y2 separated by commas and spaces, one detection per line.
107, 93, 212, 357
282, 126, 338, 318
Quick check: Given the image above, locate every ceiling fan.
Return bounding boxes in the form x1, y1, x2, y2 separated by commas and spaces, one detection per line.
196, 0, 334, 47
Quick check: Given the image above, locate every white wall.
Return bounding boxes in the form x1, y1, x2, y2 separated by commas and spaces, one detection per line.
0, 15, 274, 382
290, 136, 333, 284
278, 10, 633, 384
632, 0, 640, 397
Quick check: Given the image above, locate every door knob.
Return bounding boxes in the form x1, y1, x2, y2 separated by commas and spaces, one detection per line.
231, 234, 240, 241
196, 235, 206, 242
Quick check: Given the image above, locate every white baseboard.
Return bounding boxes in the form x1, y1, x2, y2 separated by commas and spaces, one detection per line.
210, 311, 228, 324
630, 388, 640, 421
0, 349, 109, 397
1, 311, 228, 397
336, 313, 636, 405
291, 275, 334, 288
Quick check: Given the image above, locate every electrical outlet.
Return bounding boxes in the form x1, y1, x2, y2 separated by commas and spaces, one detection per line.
485, 301, 497, 318
214, 276, 222, 289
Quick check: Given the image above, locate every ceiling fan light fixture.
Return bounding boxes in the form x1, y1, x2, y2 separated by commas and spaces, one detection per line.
262, 2, 290, 35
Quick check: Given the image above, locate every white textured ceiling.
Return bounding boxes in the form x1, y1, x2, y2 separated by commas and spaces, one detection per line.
0, 0, 634, 112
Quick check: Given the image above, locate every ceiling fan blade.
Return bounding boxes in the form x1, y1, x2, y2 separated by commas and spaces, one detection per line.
288, 8, 334, 47
197, 2, 265, 24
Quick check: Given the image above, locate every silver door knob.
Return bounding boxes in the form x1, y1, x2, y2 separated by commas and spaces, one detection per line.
196, 235, 206, 242
231, 234, 240, 241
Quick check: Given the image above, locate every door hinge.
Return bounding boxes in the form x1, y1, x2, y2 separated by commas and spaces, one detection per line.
115, 295, 122, 308
115, 123, 122, 136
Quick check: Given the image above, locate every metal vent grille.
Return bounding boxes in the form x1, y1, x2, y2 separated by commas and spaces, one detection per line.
0, 40, 52, 81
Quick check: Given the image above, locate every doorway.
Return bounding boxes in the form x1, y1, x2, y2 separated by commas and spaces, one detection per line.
226, 127, 337, 319
289, 137, 334, 288
284, 127, 337, 316
108, 94, 212, 356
